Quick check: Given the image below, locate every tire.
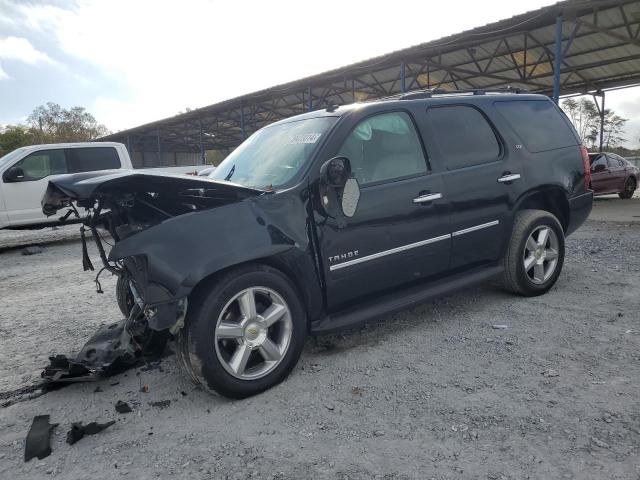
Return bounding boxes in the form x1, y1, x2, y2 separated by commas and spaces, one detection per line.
619, 177, 636, 199
500, 209, 565, 297
175, 329, 200, 385
177, 264, 307, 399
116, 276, 135, 318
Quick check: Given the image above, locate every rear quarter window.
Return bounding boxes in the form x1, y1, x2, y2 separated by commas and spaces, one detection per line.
494, 100, 578, 153
67, 147, 121, 173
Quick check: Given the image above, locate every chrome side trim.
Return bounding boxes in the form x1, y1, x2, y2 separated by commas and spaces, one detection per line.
452, 220, 500, 237
329, 234, 451, 271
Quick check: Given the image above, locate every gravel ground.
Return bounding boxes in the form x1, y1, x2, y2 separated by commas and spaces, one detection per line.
0, 213, 639, 479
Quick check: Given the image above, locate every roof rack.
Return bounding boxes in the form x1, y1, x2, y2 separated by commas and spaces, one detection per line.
398, 86, 528, 100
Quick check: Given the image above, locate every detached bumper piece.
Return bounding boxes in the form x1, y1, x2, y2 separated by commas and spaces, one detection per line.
24, 415, 58, 462
41, 312, 168, 385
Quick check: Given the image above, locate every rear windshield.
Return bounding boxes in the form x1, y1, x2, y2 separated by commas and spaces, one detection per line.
494, 100, 578, 153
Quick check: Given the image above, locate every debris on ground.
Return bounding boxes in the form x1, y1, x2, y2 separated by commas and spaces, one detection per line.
149, 400, 171, 409
66, 421, 115, 445
41, 355, 94, 383
542, 368, 560, 377
40, 318, 167, 386
115, 400, 132, 413
21, 246, 43, 256
24, 415, 58, 462
492, 324, 509, 330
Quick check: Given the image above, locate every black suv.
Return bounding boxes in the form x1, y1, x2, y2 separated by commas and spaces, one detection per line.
44, 90, 593, 398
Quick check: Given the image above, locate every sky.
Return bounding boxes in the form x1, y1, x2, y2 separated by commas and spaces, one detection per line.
1, 0, 639, 147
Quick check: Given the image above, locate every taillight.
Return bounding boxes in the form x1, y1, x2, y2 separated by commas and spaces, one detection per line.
580, 144, 591, 192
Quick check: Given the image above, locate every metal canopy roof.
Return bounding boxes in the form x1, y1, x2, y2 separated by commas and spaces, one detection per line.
102, 0, 640, 158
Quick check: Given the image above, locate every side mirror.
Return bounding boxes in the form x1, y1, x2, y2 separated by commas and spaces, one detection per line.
3, 166, 25, 183
592, 164, 606, 173
320, 156, 351, 188
319, 157, 360, 218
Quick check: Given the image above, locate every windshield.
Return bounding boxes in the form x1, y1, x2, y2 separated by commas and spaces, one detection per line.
210, 116, 337, 189
0, 147, 29, 167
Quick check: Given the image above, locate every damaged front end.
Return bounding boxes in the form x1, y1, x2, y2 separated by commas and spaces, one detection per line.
40, 171, 264, 384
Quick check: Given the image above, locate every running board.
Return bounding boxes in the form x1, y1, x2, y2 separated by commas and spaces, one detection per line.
311, 264, 503, 335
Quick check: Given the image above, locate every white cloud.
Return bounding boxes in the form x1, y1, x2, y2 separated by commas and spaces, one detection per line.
0, 36, 56, 65
0, 64, 8, 80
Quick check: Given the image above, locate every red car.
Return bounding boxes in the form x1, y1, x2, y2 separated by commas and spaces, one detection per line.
588, 152, 638, 199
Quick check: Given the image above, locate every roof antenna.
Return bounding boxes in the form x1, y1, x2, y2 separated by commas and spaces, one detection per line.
325, 104, 339, 112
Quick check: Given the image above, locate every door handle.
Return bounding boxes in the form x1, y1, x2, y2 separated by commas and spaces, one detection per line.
497, 173, 521, 183
413, 192, 443, 204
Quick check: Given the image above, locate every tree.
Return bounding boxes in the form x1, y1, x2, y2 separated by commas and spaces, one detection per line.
561, 97, 627, 150
601, 110, 627, 150
0, 125, 35, 157
0, 103, 110, 157
27, 102, 110, 144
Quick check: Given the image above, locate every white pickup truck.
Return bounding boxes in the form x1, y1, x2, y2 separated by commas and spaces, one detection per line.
0, 141, 206, 229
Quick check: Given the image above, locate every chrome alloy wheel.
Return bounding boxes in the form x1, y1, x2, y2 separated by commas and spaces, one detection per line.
523, 226, 559, 285
214, 287, 293, 380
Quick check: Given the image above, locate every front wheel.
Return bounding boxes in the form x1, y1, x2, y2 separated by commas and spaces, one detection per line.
116, 276, 134, 318
177, 265, 306, 399
500, 209, 565, 296
619, 177, 636, 199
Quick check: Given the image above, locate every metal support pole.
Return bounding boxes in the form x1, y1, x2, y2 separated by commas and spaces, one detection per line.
157, 132, 162, 166
198, 119, 205, 164
240, 106, 246, 140
307, 86, 312, 111
599, 91, 605, 153
552, 15, 563, 104
400, 62, 406, 93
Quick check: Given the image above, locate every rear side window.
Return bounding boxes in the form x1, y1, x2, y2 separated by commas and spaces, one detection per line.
590, 154, 607, 172
66, 147, 121, 173
426, 105, 500, 170
494, 100, 577, 153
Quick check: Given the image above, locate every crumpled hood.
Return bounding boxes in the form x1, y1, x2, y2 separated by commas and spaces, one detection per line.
42, 170, 264, 216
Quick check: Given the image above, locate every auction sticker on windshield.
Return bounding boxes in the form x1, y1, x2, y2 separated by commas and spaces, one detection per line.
288, 133, 322, 144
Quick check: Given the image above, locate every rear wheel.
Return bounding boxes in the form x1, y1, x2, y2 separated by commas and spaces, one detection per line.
619, 177, 636, 199
501, 209, 565, 296
177, 265, 306, 398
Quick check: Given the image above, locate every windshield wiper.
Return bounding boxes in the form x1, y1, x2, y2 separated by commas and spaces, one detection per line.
224, 165, 235, 181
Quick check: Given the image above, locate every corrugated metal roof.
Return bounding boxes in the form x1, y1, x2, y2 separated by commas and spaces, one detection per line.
103, 0, 640, 155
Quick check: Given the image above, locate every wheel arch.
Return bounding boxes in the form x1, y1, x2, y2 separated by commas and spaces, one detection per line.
513, 186, 570, 232
187, 253, 324, 330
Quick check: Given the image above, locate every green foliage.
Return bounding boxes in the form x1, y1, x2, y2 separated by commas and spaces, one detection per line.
561, 97, 627, 150
0, 103, 110, 157
0, 125, 35, 157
